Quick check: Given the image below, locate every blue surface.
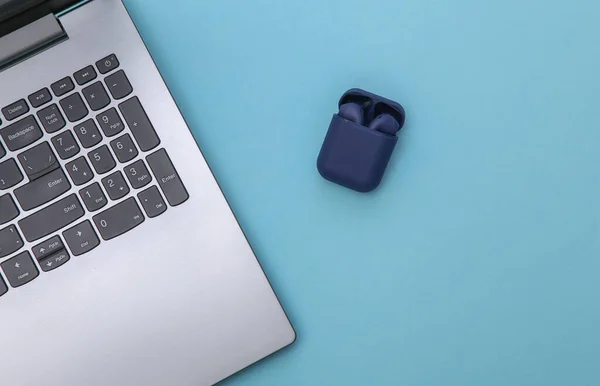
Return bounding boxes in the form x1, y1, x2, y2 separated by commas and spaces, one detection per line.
124, 1, 600, 385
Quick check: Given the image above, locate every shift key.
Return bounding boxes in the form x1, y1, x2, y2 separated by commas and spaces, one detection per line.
18, 194, 84, 242
146, 149, 189, 206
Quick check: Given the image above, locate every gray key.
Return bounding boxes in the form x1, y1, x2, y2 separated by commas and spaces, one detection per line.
0, 115, 43, 151
110, 134, 138, 163
0, 225, 23, 258
74, 65, 97, 86
14, 168, 71, 211
146, 149, 189, 206
83, 81, 110, 111
17, 142, 59, 180
0, 159, 23, 190
105, 70, 133, 100
0, 142, 4, 159
32, 235, 65, 260
39, 249, 70, 272
79, 182, 107, 212
28, 88, 52, 108
63, 220, 99, 256
124, 159, 152, 189
74, 119, 102, 148
66, 156, 93, 186
88, 145, 115, 174
60, 93, 88, 122
93, 197, 144, 240
102, 171, 129, 200
119, 97, 160, 151
0, 194, 19, 225
2, 99, 29, 121
51, 77, 74, 97
52, 130, 80, 160
96, 108, 124, 137
37, 104, 66, 133
96, 54, 119, 74
1, 251, 38, 288
0, 276, 7, 297
138, 186, 167, 218
18, 194, 85, 242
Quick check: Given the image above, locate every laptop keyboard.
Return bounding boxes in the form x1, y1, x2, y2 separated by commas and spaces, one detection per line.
0, 54, 188, 294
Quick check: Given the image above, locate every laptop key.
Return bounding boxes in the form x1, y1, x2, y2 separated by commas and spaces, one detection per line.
79, 182, 107, 212
32, 235, 65, 261
37, 104, 66, 133
17, 142, 59, 180
18, 194, 85, 242
74, 65, 97, 86
0, 276, 7, 297
138, 186, 166, 218
0, 159, 23, 190
63, 220, 99, 256
110, 133, 138, 163
146, 149, 189, 206
93, 197, 144, 240
105, 70, 133, 100
83, 81, 110, 111
2, 99, 29, 121
1, 251, 38, 288
52, 130, 80, 160
0, 225, 23, 258
119, 97, 160, 151
51, 76, 74, 97
0, 194, 19, 225
74, 119, 102, 148
102, 171, 129, 200
60, 92, 88, 122
66, 156, 93, 186
14, 168, 71, 211
97, 108, 124, 137
0, 142, 5, 159
96, 54, 119, 74
88, 145, 116, 174
0, 115, 43, 151
28, 87, 52, 108
125, 159, 152, 189
39, 249, 70, 272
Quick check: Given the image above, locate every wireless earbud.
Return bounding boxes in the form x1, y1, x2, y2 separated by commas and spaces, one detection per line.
338, 102, 401, 136
368, 113, 400, 136
338, 103, 364, 125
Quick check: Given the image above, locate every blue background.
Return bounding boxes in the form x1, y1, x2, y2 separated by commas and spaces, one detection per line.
124, 1, 600, 385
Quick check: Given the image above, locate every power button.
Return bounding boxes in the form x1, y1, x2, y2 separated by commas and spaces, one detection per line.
96, 53, 120, 74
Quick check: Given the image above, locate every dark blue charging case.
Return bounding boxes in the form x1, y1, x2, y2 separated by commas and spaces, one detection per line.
317, 89, 406, 192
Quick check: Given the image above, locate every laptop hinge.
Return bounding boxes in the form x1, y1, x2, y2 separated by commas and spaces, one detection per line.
0, 14, 67, 70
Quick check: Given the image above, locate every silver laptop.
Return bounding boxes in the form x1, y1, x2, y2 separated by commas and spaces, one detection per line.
0, 1, 295, 385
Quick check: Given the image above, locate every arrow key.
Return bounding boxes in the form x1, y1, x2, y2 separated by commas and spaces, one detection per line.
32, 235, 65, 261
1, 251, 38, 288
39, 249, 70, 272
63, 220, 99, 256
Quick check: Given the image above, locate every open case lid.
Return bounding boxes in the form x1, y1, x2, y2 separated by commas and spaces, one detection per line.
0, 0, 80, 36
